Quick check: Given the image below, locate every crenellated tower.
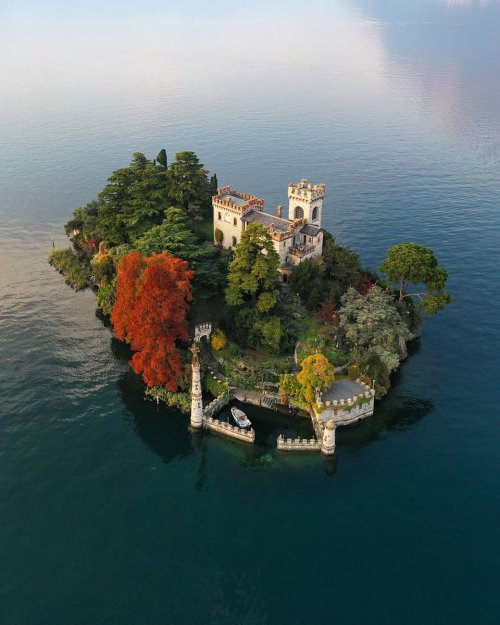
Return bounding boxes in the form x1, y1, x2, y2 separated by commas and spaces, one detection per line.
288, 178, 325, 226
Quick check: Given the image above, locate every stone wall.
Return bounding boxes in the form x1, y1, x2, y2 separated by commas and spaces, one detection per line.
315, 396, 374, 426
277, 435, 320, 451
203, 392, 229, 418
213, 205, 244, 248
203, 416, 255, 444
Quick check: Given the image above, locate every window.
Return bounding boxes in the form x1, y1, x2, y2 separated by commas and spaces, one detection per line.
294, 206, 304, 219
233, 217, 237, 226
218, 212, 221, 220
312, 206, 318, 221
232, 236, 237, 246
283, 273, 288, 284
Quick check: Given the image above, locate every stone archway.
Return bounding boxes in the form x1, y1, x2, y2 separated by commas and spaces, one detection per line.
294, 206, 304, 219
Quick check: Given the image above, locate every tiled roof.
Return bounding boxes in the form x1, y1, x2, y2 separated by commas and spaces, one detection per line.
241, 209, 293, 233
300, 224, 321, 236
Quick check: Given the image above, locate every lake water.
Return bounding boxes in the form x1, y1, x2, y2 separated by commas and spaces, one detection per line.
0, 1, 499, 623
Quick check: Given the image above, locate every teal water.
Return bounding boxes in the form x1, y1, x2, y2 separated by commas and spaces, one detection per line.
1, 1, 499, 623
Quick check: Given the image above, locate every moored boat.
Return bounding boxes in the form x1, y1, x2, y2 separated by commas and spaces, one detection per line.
231, 407, 252, 428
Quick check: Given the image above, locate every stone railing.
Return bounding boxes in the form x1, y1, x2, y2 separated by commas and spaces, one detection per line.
277, 435, 320, 451
288, 245, 316, 258
203, 416, 255, 443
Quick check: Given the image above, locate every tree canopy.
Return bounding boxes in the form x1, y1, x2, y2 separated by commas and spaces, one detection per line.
111, 250, 193, 389
322, 236, 362, 287
288, 258, 324, 310
226, 223, 283, 351
135, 206, 199, 259
297, 353, 335, 404
339, 286, 413, 396
96, 152, 170, 245
168, 151, 211, 219
226, 223, 281, 310
378, 242, 451, 314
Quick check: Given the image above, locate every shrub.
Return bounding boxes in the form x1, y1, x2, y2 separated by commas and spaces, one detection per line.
348, 363, 362, 379
90, 252, 115, 281
211, 329, 227, 351
145, 387, 191, 413
96, 277, 116, 315
48, 248, 91, 290
203, 371, 228, 398
214, 228, 224, 245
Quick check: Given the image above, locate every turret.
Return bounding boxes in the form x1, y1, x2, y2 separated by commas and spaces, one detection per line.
321, 419, 336, 455
288, 178, 325, 225
190, 344, 203, 429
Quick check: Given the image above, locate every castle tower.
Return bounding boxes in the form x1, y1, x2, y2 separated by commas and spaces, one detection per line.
288, 179, 325, 226
190, 344, 203, 429
321, 420, 336, 456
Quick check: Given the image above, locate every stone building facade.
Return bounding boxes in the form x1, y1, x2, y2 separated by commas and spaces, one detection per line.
212, 179, 325, 281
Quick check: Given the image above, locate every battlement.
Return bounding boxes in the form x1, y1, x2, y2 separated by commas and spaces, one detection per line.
213, 186, 265, 212
288, 178, 325, 201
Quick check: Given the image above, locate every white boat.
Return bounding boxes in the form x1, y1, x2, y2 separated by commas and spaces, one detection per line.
231, 407, 252, 428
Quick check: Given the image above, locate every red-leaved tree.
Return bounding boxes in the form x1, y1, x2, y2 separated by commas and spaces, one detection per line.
111, 251, 194, 390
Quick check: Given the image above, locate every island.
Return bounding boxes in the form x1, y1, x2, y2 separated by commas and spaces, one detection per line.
50, 148, 451, 455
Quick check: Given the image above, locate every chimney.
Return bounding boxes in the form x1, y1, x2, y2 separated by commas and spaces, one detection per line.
277, 205, 283, 218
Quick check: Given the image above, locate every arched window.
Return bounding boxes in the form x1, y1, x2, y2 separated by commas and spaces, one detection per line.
294, 206, 304, 219
218, 212, 222, 220
312, 206, 318, 221
233, 217, 237, 226
232, 236, 237, 247
282, 273, 288, 284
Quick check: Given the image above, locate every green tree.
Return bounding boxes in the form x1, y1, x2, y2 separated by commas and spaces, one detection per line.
289, 258, 324, 310
322, 235, 362, 287
64, 200, 99, 249
96, 277, 117, 315
279, 373, 301, 400
339, 286, 413, 396
378, 242, 451, 314
135, 206, 199, 258
156, 148, 167, 168
96, 152, 169, 245
209, 173, 218, 196
297, 353, 335, 404
135, 206, 227, 297
226, 223, 281, 310
168, 151, 211, 219
225, 223, 282, 350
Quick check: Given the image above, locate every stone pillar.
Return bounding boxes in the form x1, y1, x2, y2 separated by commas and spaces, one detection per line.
321, 419, 336, 456
190, 344, 203, 429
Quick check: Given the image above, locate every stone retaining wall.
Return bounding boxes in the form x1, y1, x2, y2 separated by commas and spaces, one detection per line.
315, 396, 374, 426
203, 392, 229, 418
203, 416, 255, 443
277, 435, 320, 451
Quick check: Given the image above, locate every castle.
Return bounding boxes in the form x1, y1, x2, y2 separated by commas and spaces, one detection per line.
212, 178, 325, 282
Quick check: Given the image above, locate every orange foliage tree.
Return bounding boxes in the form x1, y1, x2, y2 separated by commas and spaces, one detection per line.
297, 353, 335, 404
111, 250, 194, 390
